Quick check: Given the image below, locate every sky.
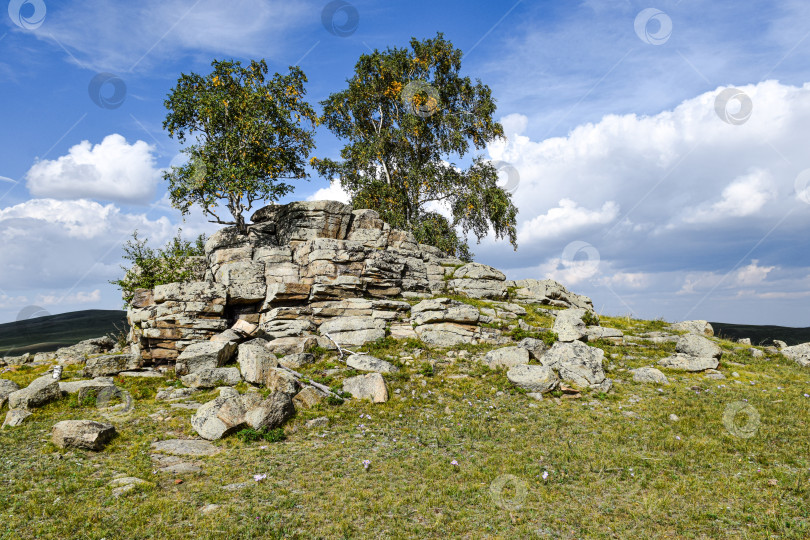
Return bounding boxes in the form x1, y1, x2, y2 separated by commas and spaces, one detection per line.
1, 0, 810, 326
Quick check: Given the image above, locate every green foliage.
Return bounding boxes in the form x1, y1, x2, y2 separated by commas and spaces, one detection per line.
418, 362, 434, 377
236, 427, 287, 443
582, 311, 600, 327
110, 229, 206, 305
314, 33, 517, 259
163, 58, 317, 233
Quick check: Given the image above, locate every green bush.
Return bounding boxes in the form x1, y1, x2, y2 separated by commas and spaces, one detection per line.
236, 427, 287, 443
111, 229, 206, 304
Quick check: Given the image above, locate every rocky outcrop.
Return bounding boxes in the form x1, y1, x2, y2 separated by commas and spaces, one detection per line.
52, 420, 116, 450
669, 320, 714, 337
781, 343, 810, 367
8, 375, 61, 410
125, 201, 594, 366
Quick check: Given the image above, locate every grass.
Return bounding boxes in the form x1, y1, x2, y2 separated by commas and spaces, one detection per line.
1, 318, 809, 539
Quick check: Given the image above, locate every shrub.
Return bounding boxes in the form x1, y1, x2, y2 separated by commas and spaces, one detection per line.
111, 229, 206, 304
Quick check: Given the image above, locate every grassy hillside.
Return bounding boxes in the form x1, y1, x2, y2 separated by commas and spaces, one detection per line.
1, 311, 808, 538
0, 309, 127, 357
710, 322, 810, 347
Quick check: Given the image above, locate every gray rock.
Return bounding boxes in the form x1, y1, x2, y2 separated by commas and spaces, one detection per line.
584, 326, 624, 345
2, 409, 32, 428
506, 364, 559, 393
264, 336, 319, 356
343, 373, 388, 403
675, 335, 722, 359
190, 394, 247, 440
306, 416, 329, 428
552, 308, 587, 342
319, 316, 385, 347
181, 367, 242, 389
630, 367, 669, 385
175, 341, 237, 376
52, 420, 116, 450
244, 392, 294, 430
237, 340, 279, 384
670, 320, 714, 337
58, 377, 115, 395
151, 439, 220, 457
737, 338, 752, 346
540, 341, 611, 391
278, 353, 315, 370
156, 387, 199, 401
0, 379, 20, 409
516, 338, 550, 360
415, 322, 479, 347
510, 279, 594, 310
781, 342, 810, 367
83, 354, 137, 378
750, 348, 764, 358
410, 297, 479, 325
482, 346, 530, 369
293, 386, 327, 408
346, 354, 399, 373
773, 340, 788, 350
658, 354, 719, 372
109, 477, 152, 497
8, 375, 61, 410
263, 368, 301, 396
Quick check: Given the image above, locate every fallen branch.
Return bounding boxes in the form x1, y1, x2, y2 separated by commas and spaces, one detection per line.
277, 365, 341, 399
322, 332, 358, 361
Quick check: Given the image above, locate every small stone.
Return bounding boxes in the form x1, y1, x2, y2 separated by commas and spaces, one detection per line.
343, 373, 388, 403
306, 416, 329, 429
2, 409, 32, 428
669, 414, 679, 422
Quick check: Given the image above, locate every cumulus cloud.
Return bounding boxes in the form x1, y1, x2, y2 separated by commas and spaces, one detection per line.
307, 182, 351, 204
477, 80, 810, 324
35, 290, 101, 306
25, 135, 161, 204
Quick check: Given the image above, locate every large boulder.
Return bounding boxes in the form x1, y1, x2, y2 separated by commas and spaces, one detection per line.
507, 364, 559, 393
781, 342, 810, 367
510, 279, 594, 310
264, 336, 319, 356
552, 309, 587, 342
346, 354, 399, 373
318, 316, 385, 347
343, 373, 388, 403
658, 354, 719, 372
181, 367, 242, 389
243, 392, 295, 430
410, 297, 479, 326
448, 263, 506, 299
516, 338, 550, 360
253, 200, 353, 243
237, 340, 279, 384
83, 353, 138, 378
584, 326, 624, 345
175, 341, 237, 376
540, 341, 611, 391
52, 420, 116, 450
675, 335, 722, 359
0, 379, 20, 409
2, 409, 32, 428
414, 322, 480, 347
482, 347, 530, 369
191, 391, 248, 440
55, 336, 116, 364
8, 375, 61, 410
630, 367, 669, 384
670, 320, 714, 337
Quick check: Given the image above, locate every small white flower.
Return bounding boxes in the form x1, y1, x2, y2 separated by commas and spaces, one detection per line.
362, 460, 371, 470
254, 473, 267, 482
542, 471, 549, 480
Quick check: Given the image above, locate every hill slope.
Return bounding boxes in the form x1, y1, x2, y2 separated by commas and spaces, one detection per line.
709, 322, 810, 346
0, 309, 127, 357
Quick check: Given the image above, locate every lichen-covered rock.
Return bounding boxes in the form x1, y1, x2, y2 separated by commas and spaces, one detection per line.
507, 364, 559, 393
2, 409, 32, 428
293, 386, 327, 408
8, 375, 61, 410
175, 341, 237, 376
510, 279, 594, 310
552, 309, 587, 342
675, 335, 722, 359
52, 420, 116, 450
191, 393, 247, 440
540, 341, 611, 391
343, 373, 388, 403
83, 353, 138, 377
0, 379, 21, 409
237, 340, 279, 384
630, 367, 669, 384
244, 392, 295, 430
482, 347, 530, 369
658, 354, 719, 372
319, 316, 385, 347
180, 367, 242, 389
670, 320, 714, 337
781, 342, 810, 367
346, 354, 399, 373
415, 322, 480, 347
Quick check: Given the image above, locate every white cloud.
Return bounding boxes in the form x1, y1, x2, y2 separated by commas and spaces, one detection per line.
736, 260, 776, 286
38, 0, 314, 72
35, 289, 101, 306
684, 169, 776, 223
307, 182, 351, 204
0, 176, 17, 184
25, 135, 160, 204
518, 199, 619, 243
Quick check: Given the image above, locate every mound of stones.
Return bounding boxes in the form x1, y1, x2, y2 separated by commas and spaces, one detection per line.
125, 200, 594, 365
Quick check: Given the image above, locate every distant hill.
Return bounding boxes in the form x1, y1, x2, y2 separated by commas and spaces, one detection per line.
709, 322, 810, 347
0, 309, 127, 357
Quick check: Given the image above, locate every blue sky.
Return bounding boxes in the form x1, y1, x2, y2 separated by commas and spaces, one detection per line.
2, 0, 810, 326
